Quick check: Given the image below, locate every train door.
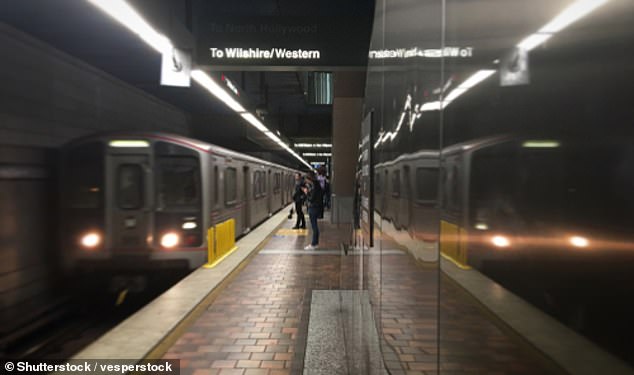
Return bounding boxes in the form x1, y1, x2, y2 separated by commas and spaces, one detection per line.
106, 154, 152, 251
267, 169, 272, 215
243, 165, 250, 230
403, 165, 412, 230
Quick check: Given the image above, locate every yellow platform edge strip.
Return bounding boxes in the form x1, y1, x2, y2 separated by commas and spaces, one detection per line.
440, 252, 472, 270
203, 245, 239, 269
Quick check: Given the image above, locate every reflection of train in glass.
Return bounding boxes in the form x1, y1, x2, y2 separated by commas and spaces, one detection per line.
374, 135, 634, 332
374, 150, 440, 242
437, 135, 634, 331
60, 132, 297, 272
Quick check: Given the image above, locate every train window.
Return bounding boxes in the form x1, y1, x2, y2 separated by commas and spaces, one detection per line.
260, 171, 267, 196
416, 168, 439, 203
375, 173, 381, 194
274, 173, 281, 193
225, 167, 237, 204
117, 164, 144, 209
67, 142, 103, 208
446, 165, 462, 213
392, 170, 400, 197
253, 171, 261, 198
157, 157, 200, 208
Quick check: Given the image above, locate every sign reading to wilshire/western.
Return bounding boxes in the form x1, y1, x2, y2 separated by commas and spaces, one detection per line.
209, 47, 321, 60
193, 12, 372, 68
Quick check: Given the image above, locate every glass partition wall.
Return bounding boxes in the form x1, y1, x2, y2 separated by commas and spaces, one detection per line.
359, 0, 634, 374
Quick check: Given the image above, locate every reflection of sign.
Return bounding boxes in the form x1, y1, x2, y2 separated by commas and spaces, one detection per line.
500, 47, 530, 86
160, 48, 191, 87
369, 46, 473, 59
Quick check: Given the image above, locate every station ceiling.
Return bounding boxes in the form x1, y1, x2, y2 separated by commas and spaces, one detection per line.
0, 0, 374, 166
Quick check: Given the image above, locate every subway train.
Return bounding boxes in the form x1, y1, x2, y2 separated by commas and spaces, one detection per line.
59, 132, 298, 273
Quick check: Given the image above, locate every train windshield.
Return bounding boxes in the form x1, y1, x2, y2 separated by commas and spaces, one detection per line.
67, 142, 103, 209
157, 156, 200, 209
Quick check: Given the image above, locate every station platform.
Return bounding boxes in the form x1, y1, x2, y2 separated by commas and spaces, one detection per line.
73, 207, 573, 375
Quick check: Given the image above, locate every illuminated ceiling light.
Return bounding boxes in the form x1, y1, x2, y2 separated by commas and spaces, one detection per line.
569, 236, 590, 248
517, 33, 553, 51
109, 140, 150, 148
80, 232, 101, 248
294, 143, 333, 148
86, 0, 172, 53
86, 0, 313, 170
540, 0, 609, 33
303, 153, 332, 157
475, 223, 489, 231
241, 112, 268, 131
522, 140, 560, 148
191, 70, 246, 113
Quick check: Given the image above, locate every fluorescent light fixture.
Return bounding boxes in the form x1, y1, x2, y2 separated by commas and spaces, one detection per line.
303, 153, 332, 157
109, 140, 150, 148
475, 223, 489, 231
86, 0, 313, 170
294, 143, 333, 148
191, 70, 246, 113
241, 113, 268, 131
86, 0, 172, 53
420, 101, 442, 112
522, 140, 561, 148
263, 131, 280, 142
517, 33, 553, 51
540, 0, 609, 33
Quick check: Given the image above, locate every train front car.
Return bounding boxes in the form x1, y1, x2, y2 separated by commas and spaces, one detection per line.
60, 134, 207, 277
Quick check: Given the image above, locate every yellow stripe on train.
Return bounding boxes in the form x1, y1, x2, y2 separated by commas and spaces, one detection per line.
440, 220, 471, 270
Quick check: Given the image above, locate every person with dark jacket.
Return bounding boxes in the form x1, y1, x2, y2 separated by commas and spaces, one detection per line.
302, 172, 324, 250
292, 172, 306, 229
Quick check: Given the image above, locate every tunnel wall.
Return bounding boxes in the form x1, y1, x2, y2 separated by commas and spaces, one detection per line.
0, 23, 189, 343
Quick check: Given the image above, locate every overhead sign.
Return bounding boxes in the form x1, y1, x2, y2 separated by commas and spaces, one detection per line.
193, 13, 372, 68
160, 48, 191, 87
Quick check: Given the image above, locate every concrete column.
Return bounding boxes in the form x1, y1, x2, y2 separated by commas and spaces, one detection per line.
331, 72, 365, 224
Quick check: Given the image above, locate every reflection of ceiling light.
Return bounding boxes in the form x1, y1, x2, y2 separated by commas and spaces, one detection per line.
516, 0, 609, 51
522, 140, 560, 148
540, 0, 609, 33
517, 33, 553, 51
303, 153, 332, 157
241, 113, 268, 131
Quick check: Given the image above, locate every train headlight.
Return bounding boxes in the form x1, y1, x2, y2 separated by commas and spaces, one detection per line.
491, 235, 511, 248
161, 232, 180, 248
569, 236, 589, 248
80, 232, 101, 249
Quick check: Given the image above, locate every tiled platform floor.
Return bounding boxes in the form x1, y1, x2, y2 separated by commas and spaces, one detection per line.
161, 213, 559, 375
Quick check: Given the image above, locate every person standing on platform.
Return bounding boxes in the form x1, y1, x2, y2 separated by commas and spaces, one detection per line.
303, 172, 324, 250
292, 172, 306, 229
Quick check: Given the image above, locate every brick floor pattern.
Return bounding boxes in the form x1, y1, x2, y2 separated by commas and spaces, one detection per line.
163, 216, 558, 375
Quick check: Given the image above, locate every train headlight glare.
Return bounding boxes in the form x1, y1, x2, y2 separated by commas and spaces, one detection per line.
161, 232, 180, 248
491, 235, 511, 248
80, 232, 101, 248
569, 236, 589, 248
